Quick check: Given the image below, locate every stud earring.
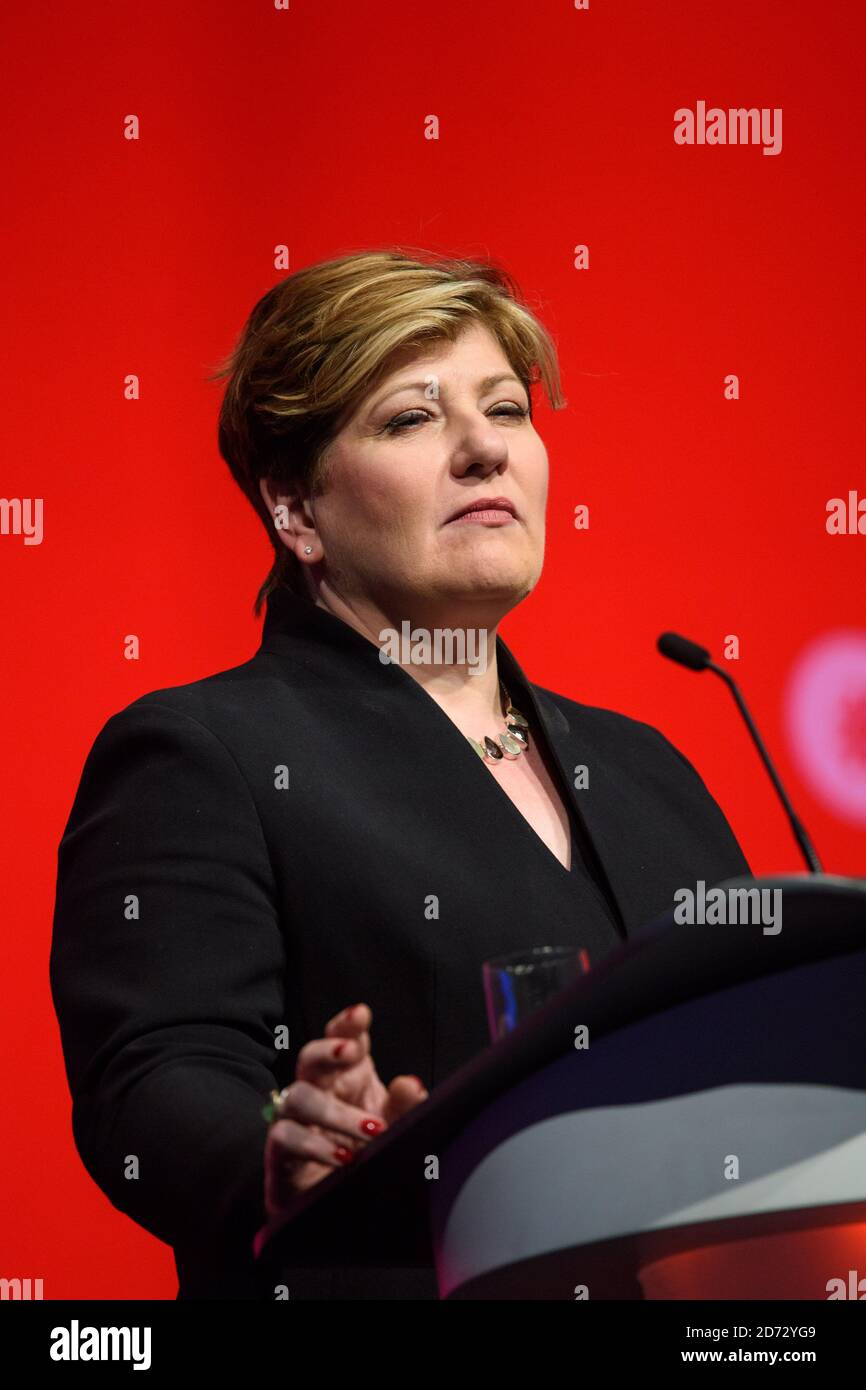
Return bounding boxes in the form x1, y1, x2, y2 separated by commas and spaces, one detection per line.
303, 545, 313, 554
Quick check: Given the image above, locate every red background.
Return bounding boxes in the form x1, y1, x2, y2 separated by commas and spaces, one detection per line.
2, 0, 863, 1297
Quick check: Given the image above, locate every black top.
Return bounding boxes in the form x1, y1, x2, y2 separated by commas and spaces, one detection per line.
49, 586, 751, 1299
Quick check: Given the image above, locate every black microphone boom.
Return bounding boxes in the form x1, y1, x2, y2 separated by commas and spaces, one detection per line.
657, 631, 823, 874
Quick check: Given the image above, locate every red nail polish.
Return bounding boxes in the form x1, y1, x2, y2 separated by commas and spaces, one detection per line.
360, 1117, 384, 1136
333, 1145, 355, 1164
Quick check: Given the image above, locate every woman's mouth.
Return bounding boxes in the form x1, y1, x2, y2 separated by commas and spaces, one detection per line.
447, 508, 516, 526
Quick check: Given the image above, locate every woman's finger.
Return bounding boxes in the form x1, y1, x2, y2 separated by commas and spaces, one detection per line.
323, 1002, 372, 1059
274, 1078, 385, 1144
295, 1033, 360, 1083
385, 1074, 429, 1125
266, 1116, 357, 1171
264, 1119, 356, 1210
324, 1002, 370, 1033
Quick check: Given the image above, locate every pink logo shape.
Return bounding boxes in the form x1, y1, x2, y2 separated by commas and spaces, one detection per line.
784, 629, 866, 825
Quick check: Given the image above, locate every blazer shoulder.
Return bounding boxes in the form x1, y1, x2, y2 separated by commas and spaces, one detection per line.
58, 662, 276, 870
91, 654, 266, 743
531, 682, 715, 783
533, 680, 750, 867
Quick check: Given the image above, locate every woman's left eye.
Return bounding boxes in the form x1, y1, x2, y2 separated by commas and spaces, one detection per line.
384, 404, 528, 433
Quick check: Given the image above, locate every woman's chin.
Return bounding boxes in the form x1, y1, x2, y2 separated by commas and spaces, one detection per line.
430, 560, 539, 604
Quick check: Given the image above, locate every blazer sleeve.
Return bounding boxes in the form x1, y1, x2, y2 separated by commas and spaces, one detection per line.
49, 698, 285, 1255
645, 722, 753, 877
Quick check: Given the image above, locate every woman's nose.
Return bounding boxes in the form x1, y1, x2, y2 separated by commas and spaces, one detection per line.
449, 424, 509, 476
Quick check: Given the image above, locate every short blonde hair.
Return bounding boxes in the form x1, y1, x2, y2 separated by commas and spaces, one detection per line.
209, 246, 566, 613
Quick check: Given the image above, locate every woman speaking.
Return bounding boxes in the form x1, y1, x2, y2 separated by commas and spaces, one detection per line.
49, 248, 750, 1300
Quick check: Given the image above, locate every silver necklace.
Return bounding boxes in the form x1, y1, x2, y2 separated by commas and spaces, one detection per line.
467, 682, 530, 762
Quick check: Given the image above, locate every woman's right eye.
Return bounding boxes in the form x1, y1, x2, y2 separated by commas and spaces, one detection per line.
383, 410, 428, 433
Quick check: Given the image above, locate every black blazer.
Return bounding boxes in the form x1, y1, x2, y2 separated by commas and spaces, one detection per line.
49, 587, 751, 1300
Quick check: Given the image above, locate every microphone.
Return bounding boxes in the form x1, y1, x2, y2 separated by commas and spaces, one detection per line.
657, 631, 824, 874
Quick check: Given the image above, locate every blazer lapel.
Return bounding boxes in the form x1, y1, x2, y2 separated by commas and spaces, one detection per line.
496, 635, 632, 936
261, 588, 635, 937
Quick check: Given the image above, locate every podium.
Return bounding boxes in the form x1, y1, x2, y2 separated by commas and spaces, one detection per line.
254, 875, 866, 1299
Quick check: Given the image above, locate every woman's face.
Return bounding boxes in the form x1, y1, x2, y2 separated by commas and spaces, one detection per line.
287, 320, 548, 620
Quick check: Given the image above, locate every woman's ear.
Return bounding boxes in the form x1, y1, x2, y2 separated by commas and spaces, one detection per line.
258, 475, 283, 524
258, 476, 321, 562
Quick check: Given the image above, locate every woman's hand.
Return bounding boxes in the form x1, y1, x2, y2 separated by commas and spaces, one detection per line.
263, 1002, 428, 1220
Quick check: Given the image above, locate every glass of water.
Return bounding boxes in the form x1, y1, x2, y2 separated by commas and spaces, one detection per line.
482, 944, 592, 1042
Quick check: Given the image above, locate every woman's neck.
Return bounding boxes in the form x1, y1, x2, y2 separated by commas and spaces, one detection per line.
312, 583, 507, 731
